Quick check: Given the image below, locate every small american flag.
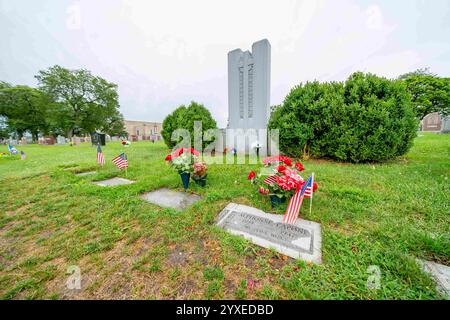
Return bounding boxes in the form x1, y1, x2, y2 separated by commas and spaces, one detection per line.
304, 183, 313, 198
112, 153, 128, 170
8, 144, 18, 154
264, 175, 278, 185
97, 145, 105, 166
283, 175, 313, 225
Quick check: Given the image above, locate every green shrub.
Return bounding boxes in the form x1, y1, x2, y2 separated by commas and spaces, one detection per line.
161, 101, 217, 149
268, 72, 418, 162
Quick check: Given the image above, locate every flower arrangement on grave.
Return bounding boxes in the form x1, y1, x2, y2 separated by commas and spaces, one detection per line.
164, 148, 200, 190
121, 139, 131, 146
192, 161, 208, 187
247, 155, 318, 209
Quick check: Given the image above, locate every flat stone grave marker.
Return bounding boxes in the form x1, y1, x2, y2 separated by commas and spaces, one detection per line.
141, 188, 202, 211
216, 203, 322, 264
75, 171, 96, 177
418, 259, 450, 298
93, 177, 135, 187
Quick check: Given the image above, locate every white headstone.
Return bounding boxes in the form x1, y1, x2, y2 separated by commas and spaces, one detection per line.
57, 135, 66, 145
227, 39, 271, 154
441, 116, 450, 133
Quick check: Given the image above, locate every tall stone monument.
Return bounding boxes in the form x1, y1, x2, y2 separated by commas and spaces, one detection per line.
227, 39, 271, 154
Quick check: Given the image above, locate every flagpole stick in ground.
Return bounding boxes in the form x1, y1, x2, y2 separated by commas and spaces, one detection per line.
309, 172, 314, 214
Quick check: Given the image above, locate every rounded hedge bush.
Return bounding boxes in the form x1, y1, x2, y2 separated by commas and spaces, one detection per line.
162, 101, 217, 149
268, 72, 418, 162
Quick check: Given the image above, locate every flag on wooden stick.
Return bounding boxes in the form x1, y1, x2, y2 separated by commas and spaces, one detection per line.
97, 145, 105, 166
112, 153, 128, 170
283, 175, 313, 225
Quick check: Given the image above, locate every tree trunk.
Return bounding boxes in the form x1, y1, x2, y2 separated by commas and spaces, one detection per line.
31, 131, 38, 143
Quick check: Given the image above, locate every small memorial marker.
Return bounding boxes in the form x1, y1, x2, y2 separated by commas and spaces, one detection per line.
418, 259, 450, 297
75, 171, 96, 177
93, 177, 135, 186
216, 203, 322, 264
141, 188, 202, 211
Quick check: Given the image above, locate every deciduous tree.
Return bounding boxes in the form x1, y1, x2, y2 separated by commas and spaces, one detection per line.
399, 68, 450, 119
0, 85, 50, 141
35, 65, 124, 138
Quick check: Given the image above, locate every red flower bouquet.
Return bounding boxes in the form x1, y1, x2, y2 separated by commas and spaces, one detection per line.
121, 139, 131, 146
248, 156, 317, 208
192, 161, 208, 187
164, 147, 202, 190
164, 148, 199, 174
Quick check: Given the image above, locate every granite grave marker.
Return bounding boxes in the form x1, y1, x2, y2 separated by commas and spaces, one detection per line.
216, 203, 322, 263
141, 188, 202, 211
93, 177, 135, 186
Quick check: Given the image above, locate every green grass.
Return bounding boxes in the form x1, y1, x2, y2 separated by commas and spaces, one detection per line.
0, 133, 448, 299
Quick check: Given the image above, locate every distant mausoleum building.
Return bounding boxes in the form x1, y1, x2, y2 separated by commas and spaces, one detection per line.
421, 112, 450, 133
124, 120, 162, 141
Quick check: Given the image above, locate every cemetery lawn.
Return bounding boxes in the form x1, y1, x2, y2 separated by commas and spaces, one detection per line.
0, 133, 448, 300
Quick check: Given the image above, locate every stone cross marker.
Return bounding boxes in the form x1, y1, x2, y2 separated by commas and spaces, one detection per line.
216, 203, 322, 264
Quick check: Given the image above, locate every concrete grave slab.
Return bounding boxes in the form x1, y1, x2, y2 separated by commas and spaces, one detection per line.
216, 203, 322, 264
93, 177, 135, 187
75, 171, 96, 177
141, 188, 202, 211
418, 259, 450, 298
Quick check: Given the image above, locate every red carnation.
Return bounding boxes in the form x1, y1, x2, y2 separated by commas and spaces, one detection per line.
281, 156, 292, 166
247, 171, 256, 180
277, 165, 286, 173
165, 154, 172, 161
295, 161, 304, 171
313, 181, 318, 192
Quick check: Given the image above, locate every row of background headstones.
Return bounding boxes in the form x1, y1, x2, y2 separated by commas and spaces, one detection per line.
3, 135, 122, 145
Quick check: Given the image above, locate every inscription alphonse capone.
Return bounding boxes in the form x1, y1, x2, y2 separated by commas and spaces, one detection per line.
220, 211, 313, 254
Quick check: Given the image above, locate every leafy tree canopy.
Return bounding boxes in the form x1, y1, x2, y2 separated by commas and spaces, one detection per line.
398, 68, 450, 119
35, 65, 124, 137
161, 101, 217, 149
0, 85, 50, 141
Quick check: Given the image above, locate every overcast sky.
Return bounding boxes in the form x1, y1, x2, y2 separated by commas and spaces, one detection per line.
1, 0, 449, 127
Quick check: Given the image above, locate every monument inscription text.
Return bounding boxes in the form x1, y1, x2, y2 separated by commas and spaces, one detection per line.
216, 203, 322, 263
